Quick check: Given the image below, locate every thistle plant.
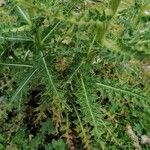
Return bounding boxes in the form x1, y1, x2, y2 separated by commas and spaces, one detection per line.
0, 0, 150, 149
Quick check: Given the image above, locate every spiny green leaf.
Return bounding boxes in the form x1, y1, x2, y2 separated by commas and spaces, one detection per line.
11, 69, 38, 102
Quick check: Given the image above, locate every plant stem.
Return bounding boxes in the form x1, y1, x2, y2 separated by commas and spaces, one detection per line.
97, 0, 121, 43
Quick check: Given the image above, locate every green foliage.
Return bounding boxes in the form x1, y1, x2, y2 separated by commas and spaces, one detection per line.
0, 0, 150, 149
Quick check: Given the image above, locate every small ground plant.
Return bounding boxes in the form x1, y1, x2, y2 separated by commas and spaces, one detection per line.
0, 0, 150, 149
